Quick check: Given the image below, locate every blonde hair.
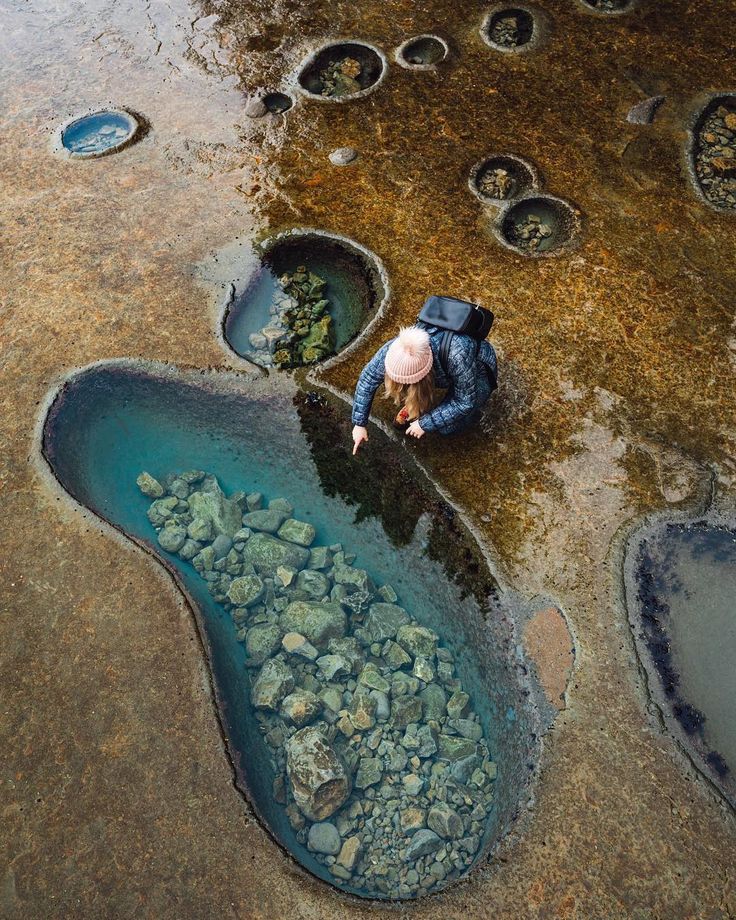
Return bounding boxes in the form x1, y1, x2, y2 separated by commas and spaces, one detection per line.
384, 369, 436, 421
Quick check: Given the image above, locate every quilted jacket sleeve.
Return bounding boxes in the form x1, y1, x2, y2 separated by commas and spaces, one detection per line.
418, 336, 478, 433
351, 341, 392, 426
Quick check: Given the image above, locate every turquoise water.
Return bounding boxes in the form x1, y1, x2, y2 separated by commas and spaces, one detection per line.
61, 111, 136, 155
224, 236, 382, 366
42, 364, 537, 898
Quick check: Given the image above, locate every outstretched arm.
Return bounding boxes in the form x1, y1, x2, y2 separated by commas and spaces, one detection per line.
351, 341, 391, 427
418, 338, 477, 433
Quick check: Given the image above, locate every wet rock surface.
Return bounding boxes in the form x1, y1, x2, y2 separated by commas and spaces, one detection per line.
140, 470, 497, 898
6, 0, 736, 915
693, 100, 736, 210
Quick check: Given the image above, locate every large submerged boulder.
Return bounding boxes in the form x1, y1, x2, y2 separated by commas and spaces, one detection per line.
286, 725, 351, 821
251, 659, 294, 711
188, 484, 242, 538
241, 532, 310, 575
280, 601, 347, 648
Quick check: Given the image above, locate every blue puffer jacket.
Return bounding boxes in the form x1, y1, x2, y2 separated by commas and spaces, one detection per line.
351, 328, 498, 435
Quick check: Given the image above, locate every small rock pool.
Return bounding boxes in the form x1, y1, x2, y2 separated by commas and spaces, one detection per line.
42, 363, 542, 899
625, 518, 736, 806
59, 109, 141, 157
222, 231, 386, 369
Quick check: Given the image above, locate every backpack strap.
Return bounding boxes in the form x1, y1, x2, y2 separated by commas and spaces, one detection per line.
436, 329, 484, 379
438, 330, 453, 377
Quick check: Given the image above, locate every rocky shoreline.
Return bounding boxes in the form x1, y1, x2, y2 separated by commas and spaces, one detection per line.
138, 470, 497, 899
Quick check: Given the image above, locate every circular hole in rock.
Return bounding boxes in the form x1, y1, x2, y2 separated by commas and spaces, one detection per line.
223, 231, 387, 369
689, 94, 736, 212
484, 7, 535, 50
581, 0, 632, 11
298, 41, 386, 100
499, 196, 579, 255
397, 35, 448, 68
60, 109, 141, 158
471, 155, 538, 203
263, 92, 293, 114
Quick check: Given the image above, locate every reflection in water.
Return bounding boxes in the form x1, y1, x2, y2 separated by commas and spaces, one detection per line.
630, 521, 736, 805
42, 364, 540, 899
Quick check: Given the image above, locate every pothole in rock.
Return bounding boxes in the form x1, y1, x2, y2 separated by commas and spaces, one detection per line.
263, 92, 294, 114
482, 7, 536, 52
58, 109, 143, 158
689, 94, 736, 211
42, 364, 546, 901
298, 42, 387, 101
396, 35, 448, 69
470, 155, 539, 205
222, 231, 387, 370
580, 0, 633, 12
624, 517, 736, 807
497, 196, 579, 255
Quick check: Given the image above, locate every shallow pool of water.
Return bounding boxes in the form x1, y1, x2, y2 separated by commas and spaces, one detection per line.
223, 234, 384, 368
42, 363, 540, 899
627, 520, 736, 805
61, 110, 138, 156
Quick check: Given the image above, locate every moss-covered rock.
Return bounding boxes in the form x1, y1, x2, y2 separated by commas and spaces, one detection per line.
280, 600, 347, 648
241, 532, 310, 575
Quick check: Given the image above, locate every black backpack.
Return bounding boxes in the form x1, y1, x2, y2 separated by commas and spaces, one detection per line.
417, 295, 496, 390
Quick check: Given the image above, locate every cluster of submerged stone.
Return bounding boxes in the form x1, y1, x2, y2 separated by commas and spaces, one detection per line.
508, 212, 553, 252
695, 104, 736, 209
245, 267, 335, 369
320, 57, 363, 97
489, 15, 523, 48
137, 470, 497, 899
478, 166, 515, 200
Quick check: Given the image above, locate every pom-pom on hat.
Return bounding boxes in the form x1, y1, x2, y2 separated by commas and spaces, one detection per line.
385, 326, 433, 384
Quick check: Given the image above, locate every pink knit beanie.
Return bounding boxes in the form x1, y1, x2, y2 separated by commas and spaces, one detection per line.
384, 326, 433, 384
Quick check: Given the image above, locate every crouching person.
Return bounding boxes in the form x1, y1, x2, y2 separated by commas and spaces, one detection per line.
351, 320, 497, 455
